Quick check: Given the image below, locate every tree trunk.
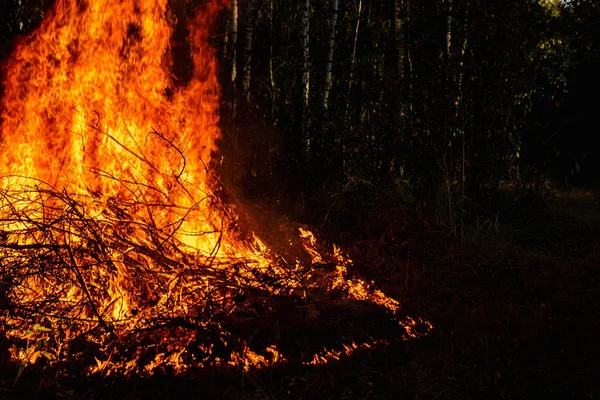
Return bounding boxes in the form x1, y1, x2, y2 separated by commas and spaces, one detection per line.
269, 0, 276, 121
406, 0, 413, 120
300, 0, 310, 152
446, 0, 453, 59
323, 0, 338, 112
222, 7, 229, 56
394, 0, 404, 81
345, 0, 362, 123
242, 0, 254, 103
230, 0, 238, 123
458, 4, 469, 198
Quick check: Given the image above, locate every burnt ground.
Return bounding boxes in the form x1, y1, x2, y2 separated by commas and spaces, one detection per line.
1, 185, 599, 399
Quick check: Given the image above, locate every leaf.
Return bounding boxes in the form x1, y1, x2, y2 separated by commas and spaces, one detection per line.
33, 324, 51, 332
35, 339, 47, 351
29, 351, 41, 364
40, 351, 56, 361
14, 363, 27, 385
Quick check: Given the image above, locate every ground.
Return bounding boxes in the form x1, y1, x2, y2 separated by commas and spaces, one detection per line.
1, 185, 599, 399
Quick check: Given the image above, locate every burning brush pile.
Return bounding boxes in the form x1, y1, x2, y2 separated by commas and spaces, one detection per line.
0, 0, 430, 378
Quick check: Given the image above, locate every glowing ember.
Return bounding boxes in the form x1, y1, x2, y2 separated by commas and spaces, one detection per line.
305, 340, 388, 365
0, 0, 431, 376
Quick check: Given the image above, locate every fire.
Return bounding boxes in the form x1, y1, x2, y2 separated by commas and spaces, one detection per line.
0, 0, 430, 377
0, 0, 224, 252
306, 340, 388, 365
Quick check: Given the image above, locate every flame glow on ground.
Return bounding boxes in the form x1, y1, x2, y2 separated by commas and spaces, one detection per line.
0, 0, 431, 376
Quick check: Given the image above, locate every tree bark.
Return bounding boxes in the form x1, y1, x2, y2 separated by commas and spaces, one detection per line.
323, 0, 338, 112
269, 0, 276, 120
242, 0, 254, 103
446, 0, 453, 59
300, 0, 310, 109
406, 0, 413, 120
230, 0, 238, 123
345, 0, 362, 123
300, 0, 310, 153
458, 4, 469, 198
394, 0, 404, 81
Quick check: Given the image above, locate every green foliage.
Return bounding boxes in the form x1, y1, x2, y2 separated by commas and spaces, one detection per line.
14, 323, 56, 385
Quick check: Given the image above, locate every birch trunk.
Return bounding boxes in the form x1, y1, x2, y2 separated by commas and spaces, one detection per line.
300, 0, 310, 109
458, 5, 469, 197
242, 0, 254, 102
300, 0, 310, 151
269, 0, 275, 120
344, 0, 362, 123
394, 0, 403, 80
406, 0, 413, 118
323, 0, 338, 112
230, 0, 238, 122
446, 0, 453, 59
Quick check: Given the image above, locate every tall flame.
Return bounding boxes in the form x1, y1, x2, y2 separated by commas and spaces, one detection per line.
0, 0, 226, 252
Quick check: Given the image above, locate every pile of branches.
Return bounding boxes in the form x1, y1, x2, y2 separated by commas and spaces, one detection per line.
0, 180, 290, 373
0, 176, 388, 376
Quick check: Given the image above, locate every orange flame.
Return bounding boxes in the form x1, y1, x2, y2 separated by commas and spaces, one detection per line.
0, 0, 224, 249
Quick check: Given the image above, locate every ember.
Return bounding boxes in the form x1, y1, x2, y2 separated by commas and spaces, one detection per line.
0, 0, 430, 377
